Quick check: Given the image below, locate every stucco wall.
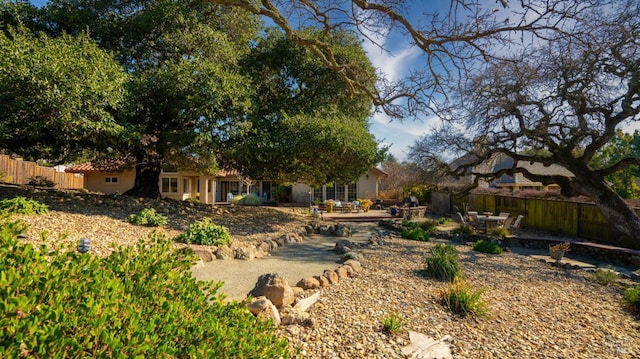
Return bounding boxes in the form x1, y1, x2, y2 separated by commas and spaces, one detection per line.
84, 170, 136, 194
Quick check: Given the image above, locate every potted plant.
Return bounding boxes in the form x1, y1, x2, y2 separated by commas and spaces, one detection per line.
324, 199, 336, 213
359, 199, 373, 212
549, 242, 570, 261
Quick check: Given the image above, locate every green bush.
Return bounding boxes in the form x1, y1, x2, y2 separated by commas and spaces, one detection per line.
588, 267, 619, 286
623, 286, 640, 315
440, 277, 488, 317
422, 244, 461, 282
418, 219, 438, 233
0, 220, 289, 358
381, 313, 404, 334
401, 228, 429, 241
234, 193, 263, 205
127, 208, 167, 227
174, 218, 232, 246
473, 239, 503, 254
0, 196, 49, 214
487, 227, 510, 238
437, 217, 452, 225
451, 224, 474, 236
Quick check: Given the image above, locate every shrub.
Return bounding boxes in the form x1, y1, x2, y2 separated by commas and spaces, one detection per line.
437, 217, 452, 225
422, 244, 461, 282
127, 208, 167, 227
401, 219, 418, 229
381, 313, 405, 334
0, 224, 289, 358
401, 228, 429, 241
234, 193, 263, 205
324, 199, 336, 213
451, 224, 474, 236
588, 267, 619, 286
0, 196, 49, 214
440, 277, 489, 317
27, 175, 55, 187
359, 199, 373, 212
174, 218, 232, 246
473, 239, 503, 254
624, 286, 640, 315
418, 219, 438, 233
487, 226, 510, 239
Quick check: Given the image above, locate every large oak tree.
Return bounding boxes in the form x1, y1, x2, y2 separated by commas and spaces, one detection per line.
409, 3, 640, 241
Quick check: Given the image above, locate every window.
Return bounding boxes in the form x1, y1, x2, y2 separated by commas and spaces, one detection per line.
335, 183, 346, 202
105, 177, 118, 184
325, 183, 335, 201
347, 183, 357, 201
313, 187, 323, 202
162, 177, 178, 193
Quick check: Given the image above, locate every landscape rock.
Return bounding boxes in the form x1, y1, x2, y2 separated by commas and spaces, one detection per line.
297, 277, 321, 290
334, 239, 354, 254
343, 259, 362, 272
334, 224, 351, 237
335, 266, 349, 279
291, 286, 304, 297
314, 275, 330, 288
341, 251, 363, 262
234, 245, 256, 260
323, 269, 340, 284
281, 308, 313, 327
340, 265, 354, 277
248, 273, 295, 308
215, 245, 234, 260
247, 296, 281, 327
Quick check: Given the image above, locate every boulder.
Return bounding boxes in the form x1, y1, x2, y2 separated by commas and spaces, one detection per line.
343, 259, 362, 272
215, 245, 234, 260
334, 224, 351, 237
291, 286, 305, 297
234, 246, 256, 261
323, 269, 340, 284
249, 273, 295, 308
340, 265, 354, 277
304, 225, 315, 235
190, 247, 215, 262
281, 308, 313, 327
296, 277, 321, 290
341, 251, 363, 262
314, 275, 330, 288
335, 266, 349, 279
334, 239, 354, 254
256, 241, 272, 254
247, 296, 281, 327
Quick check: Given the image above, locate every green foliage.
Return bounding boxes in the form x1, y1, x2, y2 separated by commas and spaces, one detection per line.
452, 224, 474, 236
473, 240, 503, 254
234, 193, 263, 205
0, 223, 289, 358
422, 244, 461, 282
174, 218, 232, 246
0, 196, 48, 214
0, 26, 128, 163
438, 217, 452, 225
127, 208, 167, 227
401, 219, 418, 229
591, 129, 640, 199
487, 226, 510, 239
440, 277, 489, 317
381, 313, 405, 334
624, 286, 640, 315
401, 228, 429, 242
0, 170, 12, 183
587, 267, 619, 286
325, 199, 336, 213
418, 219, 438, 233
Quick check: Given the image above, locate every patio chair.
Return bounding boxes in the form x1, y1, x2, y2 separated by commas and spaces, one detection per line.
467, 213, 485, 232
509, 215, 524, 235
498, 212, 510, 218
500, 216, 514, 231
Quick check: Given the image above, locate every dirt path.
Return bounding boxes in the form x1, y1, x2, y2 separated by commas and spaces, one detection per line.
190, 222, 380, 301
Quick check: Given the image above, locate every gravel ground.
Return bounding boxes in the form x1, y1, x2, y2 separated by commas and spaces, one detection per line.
3, 185, 640, 358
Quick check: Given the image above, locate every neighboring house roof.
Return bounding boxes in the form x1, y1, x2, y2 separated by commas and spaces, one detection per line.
440, 152, 573, 189
370, 167, 388, 177
65, 159, 132, 174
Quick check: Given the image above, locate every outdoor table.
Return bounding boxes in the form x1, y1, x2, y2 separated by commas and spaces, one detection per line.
479, 215, 504, 233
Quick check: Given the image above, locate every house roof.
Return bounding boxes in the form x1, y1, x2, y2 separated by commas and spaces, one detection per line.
370, 167, 388, 177
65, 159, 132, 174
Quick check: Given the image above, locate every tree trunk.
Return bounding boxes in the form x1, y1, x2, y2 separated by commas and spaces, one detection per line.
574, 175, 640, 244
123, 151, 162, 199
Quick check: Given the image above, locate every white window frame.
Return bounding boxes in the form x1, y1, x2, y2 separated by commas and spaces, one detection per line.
162, 177, 179, 193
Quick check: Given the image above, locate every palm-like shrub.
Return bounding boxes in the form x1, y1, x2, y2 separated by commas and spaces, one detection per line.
423, 244, 461, 282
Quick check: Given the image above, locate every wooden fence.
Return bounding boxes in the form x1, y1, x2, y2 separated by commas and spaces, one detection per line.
434, 191, 640, 250
0, 155, 84, 189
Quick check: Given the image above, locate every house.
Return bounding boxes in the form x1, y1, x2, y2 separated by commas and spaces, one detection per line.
441, 152, 573, 191
291, 167, 388, 204
65, 163, 387, 204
